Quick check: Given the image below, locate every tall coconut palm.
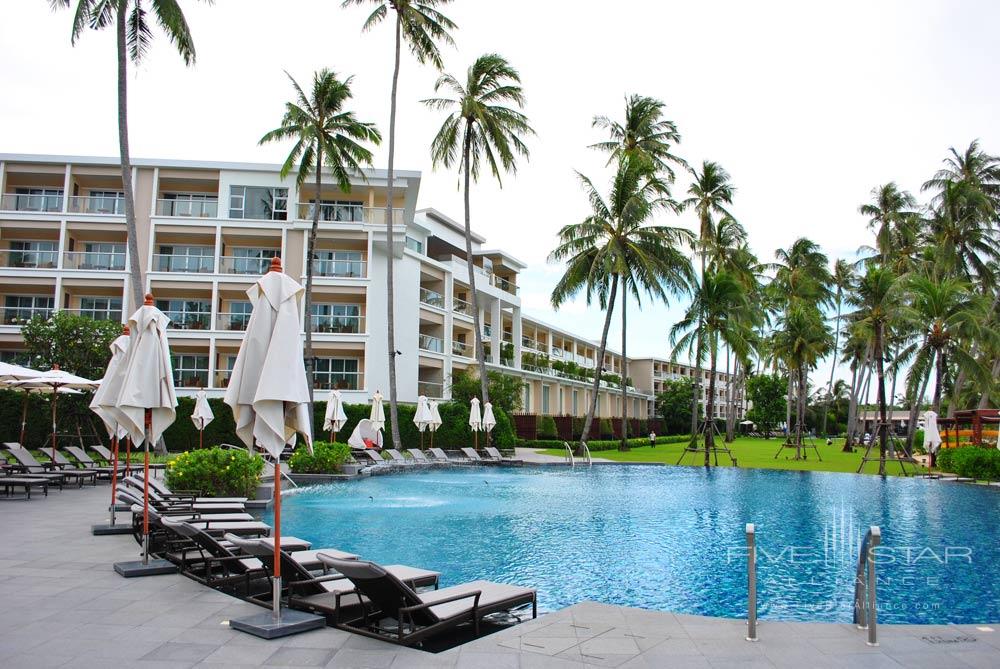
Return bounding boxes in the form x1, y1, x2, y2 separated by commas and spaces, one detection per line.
680, 161, 736, 439
858, 183, 918, 264
342, 0, 456, 449
670, 270, 752, 464
423, 53, 534, 410
260, 70, 380, 402
50, 0, 208, 309
922, 139, 1000, 210
820, 259, 855, 436
847, 267, 904, 475
591, 94, 687, 180
550, 157, 693, 451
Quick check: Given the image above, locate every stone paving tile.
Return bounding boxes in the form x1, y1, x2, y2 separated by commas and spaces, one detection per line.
264, 647, 336, 666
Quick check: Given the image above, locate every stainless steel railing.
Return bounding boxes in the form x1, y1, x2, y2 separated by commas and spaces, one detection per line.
853, 525, 881, 646
746, 523, 757, 641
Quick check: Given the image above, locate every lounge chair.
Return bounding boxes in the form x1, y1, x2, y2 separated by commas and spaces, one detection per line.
89, 444, 166, 474
48, 449, 112, 481
460, 447, 483, 462
317, 556, 536, 646
131, 470, 248, 504
484, 447, 521, 464
64, 446, 124, 473
0, 476, 49, 499
2, 445, 87, 488
224, 534, 439, 622
406, 449, 431, 463
383, 449, 412, 465
353, 449, 385, 467
121, 476, 247, 513
117, 489, 255, 523
428, 448, 451, 463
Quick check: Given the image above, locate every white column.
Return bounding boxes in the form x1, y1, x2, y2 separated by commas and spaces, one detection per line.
210, 280, 219, 331
213, 224, 223, 274
56, 220, 67, 270
62, 164, 71, 213
208, 337, 217, 389
150, 168, 159, 216
490, 299, 501, 365
512, 305, 522, 370
443, 273, 454, 397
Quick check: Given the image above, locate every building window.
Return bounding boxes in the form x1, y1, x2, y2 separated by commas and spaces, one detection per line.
155, 299, 211, 330
307, 199, 363, 222
13, 187, 63, 212
405, 236, 424, 254
172, 354, 209, 388
312, 250, 364, 277
222, 301, 252, 330
87, 190, 125, 214
160, 192, 217, 217
0, 350, 30, 366
523, 384, 531, 411
229, 185, 288, 220
310, 303, 362, 333
157, 245, 214, 273
226, 247, 279, 274
541, 385, 550, 414
8, 240, 58, 268
78, 297, 122, 321
313, 358, 360, 390
3, 295, 53, 324
572, 389, 579, 416
80, 242, 126, 270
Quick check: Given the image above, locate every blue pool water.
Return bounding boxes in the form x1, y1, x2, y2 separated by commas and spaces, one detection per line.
266, 466, 1000, 624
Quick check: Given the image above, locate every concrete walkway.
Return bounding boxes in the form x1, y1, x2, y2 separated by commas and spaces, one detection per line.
515, 447, 613, 463
2, 481, 999, 668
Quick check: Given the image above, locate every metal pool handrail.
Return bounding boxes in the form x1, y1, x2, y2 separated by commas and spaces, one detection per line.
563, 442, 575, 467
582, 442, 592, 467
853, 525, 881, 646
746, 523, 757, 641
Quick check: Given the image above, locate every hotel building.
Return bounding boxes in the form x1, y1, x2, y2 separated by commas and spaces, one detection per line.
0, 153, 727, 421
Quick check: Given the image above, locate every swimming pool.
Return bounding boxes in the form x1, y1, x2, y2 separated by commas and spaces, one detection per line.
267, 465, 1000, 624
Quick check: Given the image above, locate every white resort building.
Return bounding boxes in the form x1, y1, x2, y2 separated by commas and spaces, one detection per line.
0, 153, 742, 422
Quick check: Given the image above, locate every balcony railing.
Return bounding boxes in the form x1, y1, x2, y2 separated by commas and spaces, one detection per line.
152, 254, 214, 273
0, 307, 53, 325
419, 287, 444, 309
217, 312, 250, 331
163, 312, 211, 330
63, 251, 126, 271
215, 370, 232, 388
451, 340, 470, 357
61, 308, 123, 322
418, 334, 444, 354
0, 193, 63, 212
0, 250, 58, 269
310, 314, 364, 334
219, 256, 275, 275
312, 373, 363, 391
491, 275, 519, 295
67, 195, 125, 215
521, 336, 538, 350
417, 381, 444, 398
502, 331, 513, 344
311, 258, 366, 278
155, 198, 219, 218
452, 297, 471, 316
296, 203, 403, 225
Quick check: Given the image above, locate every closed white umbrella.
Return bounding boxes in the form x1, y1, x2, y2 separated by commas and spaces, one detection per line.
0, 361, 40, 445
482, 401, 497, 436
323, 388, 347, 442
469, 397, 482, 449
370, 390, 386, 434
428, 400, 442, 448
108, 294, 177, 575
191, 390, 214, 449
11, 365, 98, 461
923, 410, 942, 475
89, 325, 131, 532
223, 257, 312, 627
413, 395, 431, 448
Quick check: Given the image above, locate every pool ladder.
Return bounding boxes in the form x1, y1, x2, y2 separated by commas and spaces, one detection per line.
853, 526, 881, 646
563, 442, 593, 467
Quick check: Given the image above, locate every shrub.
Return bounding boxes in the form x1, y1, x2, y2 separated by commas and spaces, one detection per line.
165, 447, 264, 497
598, 418, 614, 439
289, 441, 352, 473
537, 416, 558, 439
937, 446, 1000, 480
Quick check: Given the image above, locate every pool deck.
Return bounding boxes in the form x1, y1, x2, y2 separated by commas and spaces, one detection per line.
2, 485, 999, 668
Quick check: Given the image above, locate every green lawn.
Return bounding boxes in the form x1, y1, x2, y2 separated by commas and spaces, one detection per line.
540, 436, 927, 476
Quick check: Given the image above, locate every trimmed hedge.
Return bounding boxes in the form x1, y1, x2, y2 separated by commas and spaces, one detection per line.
289, 441, 352, 473
520, 434, 689, 452
936, 446, 1000, 480
537, 416, 558, 439
165, 447, 264, 498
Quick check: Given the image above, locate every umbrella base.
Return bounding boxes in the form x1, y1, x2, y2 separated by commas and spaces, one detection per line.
229, 608, 325, 639
113, 559, 177, 578
92, 523, 132, 536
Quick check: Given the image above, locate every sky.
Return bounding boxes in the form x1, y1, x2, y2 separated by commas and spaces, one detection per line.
2, 0, 998, 389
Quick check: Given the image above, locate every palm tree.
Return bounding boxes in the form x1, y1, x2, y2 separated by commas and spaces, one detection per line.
50, 0, 207, 309
771, 305, 832, 456
260, 70, 380, 401
342, 0, 456, 450
922, 139, 1000, 210
591, 94, 687, 180
858, 183, 918, 264
680, 161, 736, 439
670, 270, 752, 464
550, 157, 693, 451
820, 259, 855, 436
423, 54, 534, 410
847, 267, 904, 475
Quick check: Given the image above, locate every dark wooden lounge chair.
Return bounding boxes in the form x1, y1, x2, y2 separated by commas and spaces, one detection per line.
1, 445, 83, 488
48, 449, 112, 482
0, 476, 49, 499
317, 556, 536, 646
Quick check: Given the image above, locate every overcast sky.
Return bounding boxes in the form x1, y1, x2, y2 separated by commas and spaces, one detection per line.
2, 0, 998, 388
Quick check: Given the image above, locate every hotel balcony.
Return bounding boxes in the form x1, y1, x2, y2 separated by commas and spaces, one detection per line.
218, 255, 274, 276
152, 254, 214, 273
419, 286, 445, 309
216, 312, 249, 332
451, 339, 471, 357
417, 380, 444, 399
295, 203, 403, 225
418, 333, 444, 354
63, 251, 126, 271
309, 313, 365, 334
155, 198, 219, 218
66, 195, 125, 216
452, 297, 472, 317
0, 306, 52, 325
310, 257, 367, 278
0, 249, 58, 269
61, 307, 123, 322
0, 192, 63, 213
163, 310, 212, 331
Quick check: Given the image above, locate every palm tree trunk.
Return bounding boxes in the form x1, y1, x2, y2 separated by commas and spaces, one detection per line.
821, 296, 843, 437
462, 122, 490, 416
725, 347, 735, 442
948, 351, 972, 417
932, 349, 946, 414
906, 362, 931, 451
845, 362, 859, 451
785, 373, 793, 442
979, 357, 1000, 409
115, 10, 142, 310
384, 14, 403, 451
795, 367, 804, 458
689, 254, 706, 442
705, 338, 718, 466
579, 276, 618, 450
875, 324, 888, 476
888, 344, 899, 415
619, 284, 628, 451
303, 147, 322, 407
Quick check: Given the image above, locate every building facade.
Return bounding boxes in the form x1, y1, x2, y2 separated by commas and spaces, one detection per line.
0, 154, 650, 418
630, 357, 746, 422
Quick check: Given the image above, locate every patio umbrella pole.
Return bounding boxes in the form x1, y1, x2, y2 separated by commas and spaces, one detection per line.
51, 389, 58, 461
19, 392, 27, 445
125, 437, 131, 476
142, 408, 152, 566
199, 421, 204, 449
110, 433, 119, 526
272, 453, 282, 622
